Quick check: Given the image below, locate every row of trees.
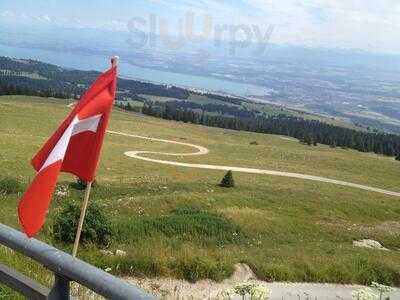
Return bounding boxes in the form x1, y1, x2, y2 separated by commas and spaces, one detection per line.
0, 79, 76, 99
151, 100, 257, 119
115, 102, 142, 113
141, 101, 400, 158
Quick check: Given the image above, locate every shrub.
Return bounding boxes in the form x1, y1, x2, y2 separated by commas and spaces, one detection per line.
74, 178, 87, 190
53, 200, 112, 247
70, 178, 97, 190
220, 170, 235, 188
0, 177, 23, 195
396, 154, 400, 161
250, 141, 258, 145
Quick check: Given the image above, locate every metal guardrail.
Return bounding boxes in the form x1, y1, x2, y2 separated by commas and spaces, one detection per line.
0, 223, 157, 300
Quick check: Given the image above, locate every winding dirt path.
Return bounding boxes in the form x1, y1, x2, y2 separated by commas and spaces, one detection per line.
107, 130, 400, 198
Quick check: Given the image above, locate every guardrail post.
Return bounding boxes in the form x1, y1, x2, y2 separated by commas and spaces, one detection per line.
48, 274, 71, 300
0, 263, 49, 299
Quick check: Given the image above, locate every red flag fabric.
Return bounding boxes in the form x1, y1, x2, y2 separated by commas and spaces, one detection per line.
18, 60, 117, 237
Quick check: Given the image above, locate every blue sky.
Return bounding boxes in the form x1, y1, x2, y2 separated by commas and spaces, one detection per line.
0, 0, 399, 54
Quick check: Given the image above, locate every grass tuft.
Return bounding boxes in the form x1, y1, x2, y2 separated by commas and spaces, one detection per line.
115, 206, 246, 246
0, 177, 23, 195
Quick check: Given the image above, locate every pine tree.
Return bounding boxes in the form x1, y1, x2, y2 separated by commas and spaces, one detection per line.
220, 170, 235, 188
300, 134, 313, 146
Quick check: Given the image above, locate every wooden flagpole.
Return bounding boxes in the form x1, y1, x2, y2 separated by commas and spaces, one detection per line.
72, 181, 93, 257
72, 56, 118, 257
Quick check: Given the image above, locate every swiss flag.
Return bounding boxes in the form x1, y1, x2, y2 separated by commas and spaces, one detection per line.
18, 58, 118, 238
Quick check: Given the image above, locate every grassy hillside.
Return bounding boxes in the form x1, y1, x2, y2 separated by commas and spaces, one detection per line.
1, 96, 400, 296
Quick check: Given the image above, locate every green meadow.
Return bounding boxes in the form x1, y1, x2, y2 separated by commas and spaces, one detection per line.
1, 95, 400, 296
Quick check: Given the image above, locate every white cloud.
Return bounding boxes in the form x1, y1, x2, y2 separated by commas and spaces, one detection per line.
1, 0, 398, 53
239, 0, 400, 53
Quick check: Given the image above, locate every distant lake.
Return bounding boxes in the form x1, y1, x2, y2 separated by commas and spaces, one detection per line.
0, 44, 271, 97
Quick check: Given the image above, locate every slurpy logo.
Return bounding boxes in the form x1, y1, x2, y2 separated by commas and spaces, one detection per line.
127, 12, 274, 57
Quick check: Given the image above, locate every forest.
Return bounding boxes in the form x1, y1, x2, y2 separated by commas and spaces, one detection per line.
140, 100, 400, 159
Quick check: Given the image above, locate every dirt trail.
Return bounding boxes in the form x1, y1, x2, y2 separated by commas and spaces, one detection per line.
108, 130, 400, 198
125, 264, 400, 300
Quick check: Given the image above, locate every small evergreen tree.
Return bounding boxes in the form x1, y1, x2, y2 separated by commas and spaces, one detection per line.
396, 154, 400, 161
300, 134, 313, 146
220, 171, 235, 188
